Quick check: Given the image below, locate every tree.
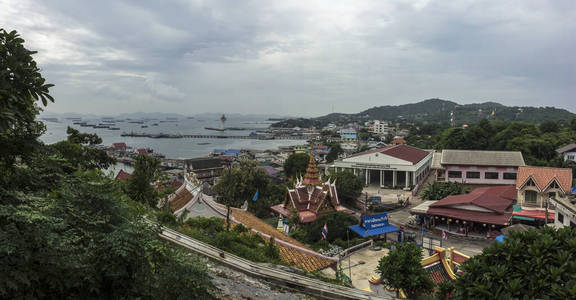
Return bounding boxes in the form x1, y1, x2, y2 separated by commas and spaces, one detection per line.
453, 227, 576, 299
540, 120, 559, 133
51, 127, 115, 170
300, 212, 358, 243
331, 170, 363, 206
283, 152, 310, 179
377, 242, 434, 299
0, 28, 54, 169
126, 154, 160, 207
421, 182, 466, 200
326, 143, 343, 162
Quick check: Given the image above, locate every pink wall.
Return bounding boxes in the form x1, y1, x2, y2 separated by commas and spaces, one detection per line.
444, 165, 518, 185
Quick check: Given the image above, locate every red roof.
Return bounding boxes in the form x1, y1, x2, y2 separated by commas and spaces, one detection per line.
112, 142, 127, 150
430, 185, 516, 213
115, 169, 132, 181
136, 148, 148, 155
516, 166, 572, 193
348, 144, 430, 164
172, 180, 183, 189
391, 138, 406, 145
427, 207, 512, 225
381, 144, 431, 164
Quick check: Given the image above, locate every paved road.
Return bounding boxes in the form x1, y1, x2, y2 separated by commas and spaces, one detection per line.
159, 226, 393, 300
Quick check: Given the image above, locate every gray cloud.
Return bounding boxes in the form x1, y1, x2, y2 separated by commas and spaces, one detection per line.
1, 0, 574, 116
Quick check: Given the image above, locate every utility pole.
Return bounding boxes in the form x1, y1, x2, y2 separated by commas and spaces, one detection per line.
347, 229, 352, 281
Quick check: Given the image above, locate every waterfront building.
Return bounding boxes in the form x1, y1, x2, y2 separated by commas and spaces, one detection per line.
435, 149, 525, 185
115, 169, 132, 181
271, 153, 353, 223
513, 166, 572, 223
110, 142, 127, 152
556, 143, 576, 163
329, 144, 432, 188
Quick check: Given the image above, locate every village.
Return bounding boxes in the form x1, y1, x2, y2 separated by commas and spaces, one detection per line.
107, 119, 576, 297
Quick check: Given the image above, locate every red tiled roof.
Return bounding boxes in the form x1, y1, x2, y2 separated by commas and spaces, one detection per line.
169, 187, 194, 211
172, 180, 183, 189
430, 185, 516, 213
427, 207, 512, 225
137, 148, 148, 155
516, 166, 572, 193
381, 144, 430, 164
115, 169, 132, 181
391, 138, 406, 145
112, 142, 127, 150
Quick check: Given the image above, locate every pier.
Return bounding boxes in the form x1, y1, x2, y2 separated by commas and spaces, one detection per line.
120, 132, 309, 140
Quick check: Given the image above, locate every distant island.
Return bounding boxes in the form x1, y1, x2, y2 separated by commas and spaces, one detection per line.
271, 99, 576, 128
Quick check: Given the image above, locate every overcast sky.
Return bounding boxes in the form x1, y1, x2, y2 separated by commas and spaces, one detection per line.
2, 0, 575, 116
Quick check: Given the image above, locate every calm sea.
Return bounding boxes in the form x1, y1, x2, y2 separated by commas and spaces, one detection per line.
40, 116, 302, 159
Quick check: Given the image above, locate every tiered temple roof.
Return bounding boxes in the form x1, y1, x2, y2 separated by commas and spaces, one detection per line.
271, 153, 352, 223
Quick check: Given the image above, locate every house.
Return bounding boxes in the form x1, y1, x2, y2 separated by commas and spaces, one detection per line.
438, 149, 525, 185
390, 138, 406, 145
556, 143, 576, 163
136, 148, 149, 156
329, 144, 433, 188
550, 197, 576, 228
110, 142, 127, 152
271, 154, 353, 223
115, 169, 132, 181
424, 185, 516, 238
514, 166, 572, 224
184, 157, 227, 183
339, 128, 358, 142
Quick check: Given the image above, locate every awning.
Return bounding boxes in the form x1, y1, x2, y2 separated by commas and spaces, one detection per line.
512, 210, 554, 221
349, 224, 401, 238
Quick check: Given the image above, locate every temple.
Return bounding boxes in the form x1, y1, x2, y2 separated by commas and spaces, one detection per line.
271, 153, 353, 223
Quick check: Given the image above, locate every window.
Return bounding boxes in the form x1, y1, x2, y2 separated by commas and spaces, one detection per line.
525, 190, 538, 204
485, 172, 499, 180
466, 171, 480, 179
526, 179, 536, 186
448, 171, 462, 178
503, 172, 517, 180
558, 213, 564, 224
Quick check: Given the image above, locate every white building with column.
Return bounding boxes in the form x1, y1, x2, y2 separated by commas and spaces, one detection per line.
328, 145, 433, 189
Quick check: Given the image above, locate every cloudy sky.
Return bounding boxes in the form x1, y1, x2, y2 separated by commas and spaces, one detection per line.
2, 0, 575, 116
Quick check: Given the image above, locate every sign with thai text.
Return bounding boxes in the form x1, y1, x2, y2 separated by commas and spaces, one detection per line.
361, 213, 390, 230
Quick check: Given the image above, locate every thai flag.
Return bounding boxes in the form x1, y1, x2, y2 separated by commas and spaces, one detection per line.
321, 223, 328, 240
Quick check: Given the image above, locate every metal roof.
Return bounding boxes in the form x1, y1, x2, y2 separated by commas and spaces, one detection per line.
440, 149, 525, 167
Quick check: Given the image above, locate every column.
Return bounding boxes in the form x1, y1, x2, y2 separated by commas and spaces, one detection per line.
380, 170, 384, 187
393, 170, 397, 187
405, 171, 409, 188
365, 169, 369, 185
413, 171, 418, 185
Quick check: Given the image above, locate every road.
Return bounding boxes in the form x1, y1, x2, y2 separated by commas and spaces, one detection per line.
158, 226, 393, 300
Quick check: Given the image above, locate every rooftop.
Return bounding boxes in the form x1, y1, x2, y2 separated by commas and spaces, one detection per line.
556, 143, 576, 154
516, 166, 573, 193
440, 149, 525, 167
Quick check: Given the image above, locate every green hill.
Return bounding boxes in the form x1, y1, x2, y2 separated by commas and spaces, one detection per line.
272, 99, 575, 128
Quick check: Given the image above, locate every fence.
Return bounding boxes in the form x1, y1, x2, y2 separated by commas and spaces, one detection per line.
339, 239, 374, 258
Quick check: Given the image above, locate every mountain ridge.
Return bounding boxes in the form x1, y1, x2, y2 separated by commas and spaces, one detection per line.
272, 99, 576, 128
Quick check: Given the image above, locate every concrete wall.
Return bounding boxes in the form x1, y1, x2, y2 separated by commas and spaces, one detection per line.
444, 165, 518, 185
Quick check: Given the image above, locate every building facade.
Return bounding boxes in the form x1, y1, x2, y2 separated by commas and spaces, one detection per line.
329, 144, 433, 188
556, 144, 576, 163
438, 150, 525, 185
515, 166, 572, 210
372, 120, 390, 135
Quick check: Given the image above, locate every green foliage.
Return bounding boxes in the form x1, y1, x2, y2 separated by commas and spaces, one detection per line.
377, 242, 434, 299
0, 171, 213, 299
421, 182, 466, 200
284, 152, 310, 179
0, 28, 53, 168
0, 30, 212, 299
326, 143, 343, 163
126, 154, 160, 207
165, 216, 283, 264
214, 159, 272, 208
331, 170, 363, 206
452, 227, 576, 299
51, 127, 115, 170
294, 212, 358, 244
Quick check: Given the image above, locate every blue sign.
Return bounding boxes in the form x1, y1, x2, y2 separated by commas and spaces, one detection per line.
361, 213, 390, 230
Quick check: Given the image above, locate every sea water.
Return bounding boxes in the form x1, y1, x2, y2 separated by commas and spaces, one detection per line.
40, 116, 302, 159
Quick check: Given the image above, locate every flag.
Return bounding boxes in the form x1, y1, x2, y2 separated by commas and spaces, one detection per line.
291, 224, 297, 231
442, 230, 447, 240
252, 190, 258, 202
321, 223, 328, 240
